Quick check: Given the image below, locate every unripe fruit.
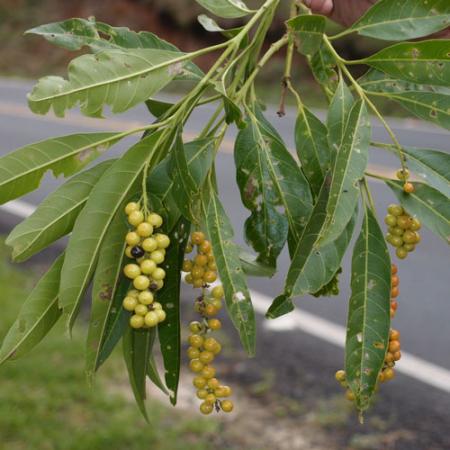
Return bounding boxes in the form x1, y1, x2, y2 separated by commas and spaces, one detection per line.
393, 351, 402, 361
403, 243, 415, 252
138, 290, 154, 305
147, 213, 163, 228
155, 309, 166, 322
125, 202, 140, 215
335, 370, 346, 382
208, 319, 222, 330
204, 304, 218, 317
387, 204, 403, 216
221, 400, 234, 413
203, 271, 217, 283
410, 218, 421, 231
207, 378, 220, 390
185, 273, 193, 284
212, 299, 222, 310
125, 246, 133, 258
193, 279, 204, 289
189, 359, 204, 373
185, 243, 193, 254
403, 182, 415, 193
152, 268, 166, 281
135, 304, 149, 316
384, 368, 395, 380
126, 232, 141, 246
397, 215, 412, 229
182, 260, 193, 272
390, 329, 400, 340
191, 266, 205, 279
384, 215, 397, 226
391, 227, 404, 237
199, 351, 215, 364
155, 234, 170, 249
144, 311, 159, 327
216, 386, 232, 397
199, 241, 212, 254
130, 314, 144, 329
200, 402, 214, 415
396, 168, 410, 180
133, 275, 150, 290
194, 254, 208, 266
189, 321, 202, 333
152, 280, 164, 290
197, 389, 208, 400
142, 237, 158, 252
345, 390, 355, 401
390, 236, 404, 248
205, 393, 216, 404
128, 211, 144, 226
153, 302, 162, 310
191, 231, 205, 245
207, 261, 217, 271
187, 347, 200, 360
203, 337, 219, 352
127, 289, 140, 298
211, 285, 224, 299
123, 296, 138, 311
391, 275, 399, 287
193, 376, 207, 389
131, 246, 145, 258
211, 342, 222, 355
403, 230, 417, 244
137, 222, 153, 237
391, 287, 399, 298
150, 250, 165, 264
140, 259, 156, 275
396, 248, 408, 259
201, 365, 216, 379
385, 352, 395, 363
389, 340, 401, 353
124, 264, 141, 279
189, 334, 204, 348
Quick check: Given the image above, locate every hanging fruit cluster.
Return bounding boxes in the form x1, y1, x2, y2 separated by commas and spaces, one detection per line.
384, 204, 421, 259
184, 231, 234, 415
390, 263, 399, 319
396, 169, 415, 194
121, 202, 170, 329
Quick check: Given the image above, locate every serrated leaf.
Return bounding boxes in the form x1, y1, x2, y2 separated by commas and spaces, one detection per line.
195, 0, 253, 19
401, 147, 450, 198
201, 188, 256, 356
386, 180, 450, 243
156, 216, 190, 404
28, 49, 191, 117
363, 41, 450, 87
0, 255, 64, 364
320, 100, 370, 246
349, 0, 450, 41
123, 328, 155, 421
327, 78, 354, 153
0, 132, 123, 205
172, 135, 216, 222
379, 90, 450, 130
27, 19, 203, 81
295, 105, 330, 196
235, 109, 313, 266
345, 206, 391, 412
6, 161, 113, 262
308, 42, 338, 96
86, 208, 130, 377
59, 131, 163, 331
287, 14, 326, 56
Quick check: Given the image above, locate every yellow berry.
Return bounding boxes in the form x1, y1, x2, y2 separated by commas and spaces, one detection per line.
199, 351, 215, 364
192, 279, 204, 289
204, 304, 218, 317
207, 261, 217, 271
155, 234, 170, 249
130, 314, 144, 329
189, 359, 204, 373
212, 299, 222, 310
345, 390, 355, 401
128, 211, 144, 226
197, 389, 208, 400
211, 285, 224, 299
203, 271, 217, 284
144, 311, 159, 327
207, 378, 220, 390
216, 386, 232, 398
127, 289, 139, 298
396, 248, 408, 260
387, 204, 404, 216
221, 400, 233, 413
122, 296, 138, 311
155, 309, 166, 323
189, 321, 202, 333
152, 268, 166, 281
191, 266, 205, 279
199, 402, 213, 415
140, 259, 157, 275
191, 231, 206, 245
396, 169, 410, 180
133, 275, 150, 290
138, 290, 154, 305
185, 273, 193, 284
125, 232, 140, 247
185, 243, 193, 254
137, 222, 153, 238
193, 376, 207, 389
199, 240, 212, 254
208, 319, 221, 330
125, 202, 140, 215
142, 237, 158, 252
335, 370, 346, 382
188, 334, 204, 348
203, 337, 219, 352
187, 347, 200, 360
152, 280, 164, 290
147, 213, 163, 228
384, 368, 395, 381
403, 182, 415, 193
182, 260, 193, 272
150, 250, 165, 264
211, 342, 222, 355
152, 302, 162, 310
205, 393, 216, 405
201, 365, 216, 379
410, 218, 421, 231
123, 264, 141, 279
194, 254, 208, 266
135, 304, 149, 316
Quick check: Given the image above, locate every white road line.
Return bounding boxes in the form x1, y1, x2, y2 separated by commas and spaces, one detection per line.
2, 199, 450, 394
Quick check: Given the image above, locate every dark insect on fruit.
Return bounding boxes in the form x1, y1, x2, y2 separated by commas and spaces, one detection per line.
131, 246, 145, 258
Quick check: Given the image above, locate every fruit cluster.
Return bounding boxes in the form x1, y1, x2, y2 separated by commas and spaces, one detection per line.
121, 202, 170, 329
335, 264, 402, 399
385, 204, 421, 259
396, 168, 415, 194
184, 231, 234, 415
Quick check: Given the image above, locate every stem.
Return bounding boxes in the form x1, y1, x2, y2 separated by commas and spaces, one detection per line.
361, 177, 376, 213
365, 171, 391, 181
322, 36, 407, 174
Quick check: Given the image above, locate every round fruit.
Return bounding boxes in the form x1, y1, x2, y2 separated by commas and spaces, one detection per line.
389, 340, 401, 353
403, 243, 415, 252
211, 285, 224, 299
127, 289, 140, 298
191, 231, 205, 245
135, 304, 149, 316
189, 335, 204, 348
396, 169, 410, 180
128, 211, 144, 226
207, 378, 220, 390
403, 230, 418, 244
345, 390, 355, 401
152, 280, 164, 290
207, 261, 217, 271
193, 376, 207, 389
191, 266, 205, 279
137, 222, 153, 237
196, 389, 208, 400
144, 311, 159, 327
182, 260, 193, 272
130, 314, 144, 329
155, 234, 170, 249
201, 365, 216, 379
153, 302, 162, 310
335, 370, 346, 382
384, 215, 397, 226
125, 232, 141, 246
185, 274, 193, 284
391, 264, 398, 275
189, 321, 202, 333
142, 237, 158, 252
384, 368, 395, 380
130, 246, 145, 259
217, 386, 232, 397
211, 342, 222, 355
150, 250, 165, 264
193, 279, 204, 289
393, 351, 402, 361
124, 264, 141, 279
205, 393, 216, 405
391, 227, 404, 237
140, 259, 157, 275
199, 351, 215, 364
133, 275, 150, 290
390, 329, 400, 340
221, 400, 234, 413
147, 213, 163, 228
123, 296, 138, 311
138, 290, 154, 305
125, 202, 140, 215
155, 309, 166, 322
391, 287, 399, 298
194, 254, 208, 267
397, 215, 412, 229
203, 337, 219, 352
187, 347, 200, 360
204, 304, 218, 317
403, 182, 415, 193
125, 246, 133, 258
396, 248, 408, 259
200, 402, 214, 415
212, 299, 222, 310
208, 319, 222, 330
199, 241, 212, 254
387, 204, 403, 216
390, 236, 404, 248
410, 218, 421, 231
152, 268, 166, 281
189, 359, 204, 373
185, 243, 193, 254
203, 271, 217, 283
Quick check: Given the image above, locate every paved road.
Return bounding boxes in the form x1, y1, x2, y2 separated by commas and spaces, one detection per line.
1, 78, 450, 446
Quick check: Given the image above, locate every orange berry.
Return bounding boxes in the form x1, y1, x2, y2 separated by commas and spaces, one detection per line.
403, 182, 415, 193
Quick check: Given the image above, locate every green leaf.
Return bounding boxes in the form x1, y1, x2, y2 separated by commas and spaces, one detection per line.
27, 19, 203, 81
197, 14, 245, 39
235, 109, 313, 266
295, 105, 330, 196
156, 216, 190, 404
86, 208, 129, 377
172, 136, 216, 222
349, 0, 450, 41
201, 188, 256, 356
401, 147, 450, 198
320, 100, 370, 245
195, 0, 253, 19
363, 41, 450, 87
123, 328, 155, 421
28, 49, 192, 117
238, 249, 276, 278
6, 161, 113, 262
287, 14, 326, 56
345, 206, 391, 412
0, 255, 64, 364
145, 99, 175, 118
378, 90, 450, 130
59, 131, 163, 331
147, 355, 168, 395
0, 132, 123, 205
327, 78, 354, 153
308, 43, 339, 96
386, 180, 450, 243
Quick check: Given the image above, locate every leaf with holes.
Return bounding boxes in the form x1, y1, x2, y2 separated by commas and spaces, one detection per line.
387, 180, 450, 243
0, 255, 64, 364
308, 42, 338, 96
345, 206, 391, 412
287, 14, 326, 56
348, 0, 450, 41
0, 133, 123, 205
6, 161, 114, 262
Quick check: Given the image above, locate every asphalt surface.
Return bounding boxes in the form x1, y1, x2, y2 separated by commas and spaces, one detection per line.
1, 77, 450, 448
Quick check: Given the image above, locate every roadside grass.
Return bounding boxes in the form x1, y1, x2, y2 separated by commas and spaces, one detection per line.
0, 241, 217, 450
